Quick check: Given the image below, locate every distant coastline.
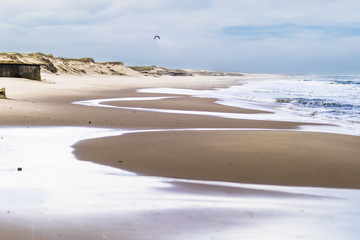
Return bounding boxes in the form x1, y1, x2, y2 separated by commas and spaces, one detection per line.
0, 52, 244, 77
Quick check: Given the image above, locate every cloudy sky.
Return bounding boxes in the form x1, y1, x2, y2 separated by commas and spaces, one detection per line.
1, 0, 360, 74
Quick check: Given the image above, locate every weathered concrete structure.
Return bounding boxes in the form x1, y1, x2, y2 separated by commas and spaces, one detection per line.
0, 63, 41, 80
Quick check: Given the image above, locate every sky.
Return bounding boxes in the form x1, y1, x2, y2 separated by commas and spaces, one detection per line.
1, 0, 360, 74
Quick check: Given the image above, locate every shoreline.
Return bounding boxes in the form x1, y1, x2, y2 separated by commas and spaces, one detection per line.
1, 73, 359, 189
1, 73, 360, 239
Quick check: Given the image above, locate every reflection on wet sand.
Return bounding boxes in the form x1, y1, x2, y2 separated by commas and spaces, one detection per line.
1, 126, 360, 239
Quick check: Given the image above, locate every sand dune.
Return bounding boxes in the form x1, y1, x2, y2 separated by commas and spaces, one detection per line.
0, 52, 141, 76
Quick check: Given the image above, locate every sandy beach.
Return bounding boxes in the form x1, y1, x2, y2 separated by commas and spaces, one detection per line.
2, 73, 359, 188
1, 72, 360, 239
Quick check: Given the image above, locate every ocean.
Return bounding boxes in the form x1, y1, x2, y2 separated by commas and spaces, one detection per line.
217, 74, 360, 135
139, 74, 360, 136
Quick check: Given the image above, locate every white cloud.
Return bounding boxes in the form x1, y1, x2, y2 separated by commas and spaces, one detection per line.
1, 0, 360, 73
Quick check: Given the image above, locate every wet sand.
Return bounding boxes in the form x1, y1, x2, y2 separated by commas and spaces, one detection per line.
1, 73, 360, 239
74, 130, 360, 189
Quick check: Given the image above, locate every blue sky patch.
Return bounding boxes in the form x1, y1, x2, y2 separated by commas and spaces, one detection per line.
221, 24, 360, 39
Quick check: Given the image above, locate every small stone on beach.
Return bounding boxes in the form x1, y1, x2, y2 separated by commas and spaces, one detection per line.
0, 87, 6, 99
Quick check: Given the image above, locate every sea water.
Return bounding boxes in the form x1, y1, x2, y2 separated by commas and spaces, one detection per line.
139, 74, 360, 135
220, 75, 360, 135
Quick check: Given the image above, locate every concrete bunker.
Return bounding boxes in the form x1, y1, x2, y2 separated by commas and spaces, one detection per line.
0, 63, 41, 81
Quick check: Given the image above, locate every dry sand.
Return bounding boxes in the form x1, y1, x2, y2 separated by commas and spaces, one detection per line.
1, 73, 360, 239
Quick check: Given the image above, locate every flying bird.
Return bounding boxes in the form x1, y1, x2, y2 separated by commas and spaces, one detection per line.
154, 35, 160, 40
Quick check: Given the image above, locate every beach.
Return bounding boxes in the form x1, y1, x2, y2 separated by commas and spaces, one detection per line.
1, 72, 360, 239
